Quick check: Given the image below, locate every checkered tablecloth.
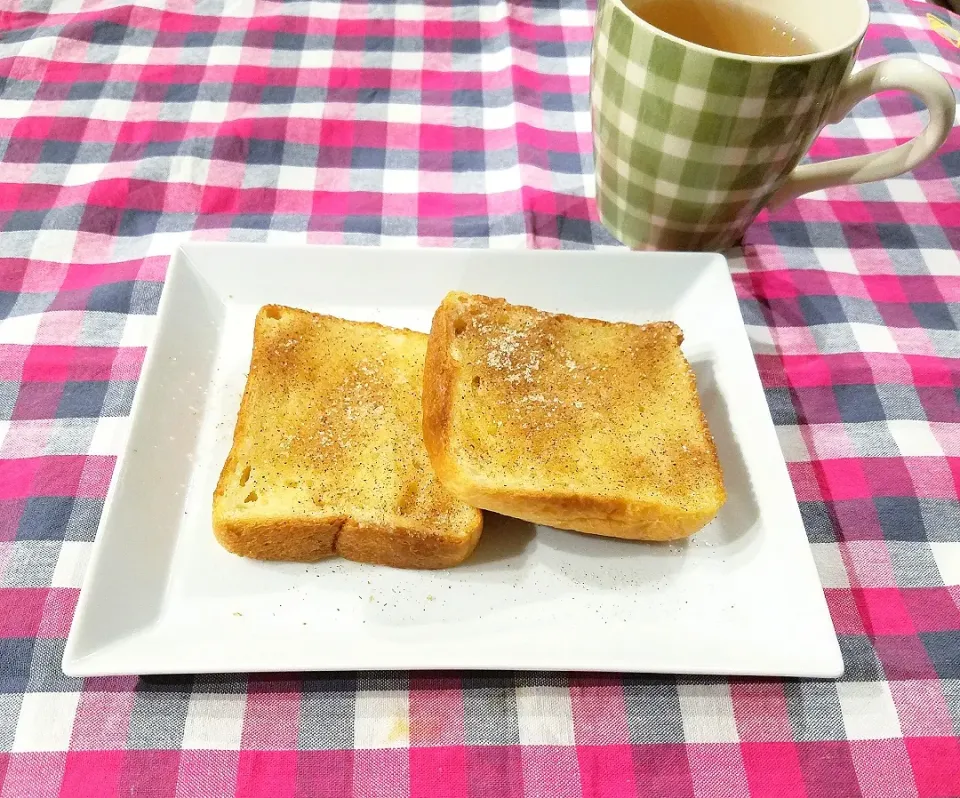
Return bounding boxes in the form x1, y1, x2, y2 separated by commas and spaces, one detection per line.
1, 0, 959, 795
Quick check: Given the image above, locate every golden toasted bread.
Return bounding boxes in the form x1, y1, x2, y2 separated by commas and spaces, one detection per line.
422, 292, 725, 541
213, 305, 483, 568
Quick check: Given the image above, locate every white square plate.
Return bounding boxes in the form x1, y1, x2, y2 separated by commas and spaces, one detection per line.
63, 244, 842, 678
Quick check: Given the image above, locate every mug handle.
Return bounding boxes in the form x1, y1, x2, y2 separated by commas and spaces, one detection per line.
769, 58, 956, 208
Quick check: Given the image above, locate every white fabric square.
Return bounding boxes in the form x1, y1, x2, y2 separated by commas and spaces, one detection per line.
482, 47, 513, 73
678, 683, 740, 744
206, 45, 243, 66
264, 230, 307, 245
381, 169, 419, 195
850, 323, 899, 354
115, 44, 152, 66
559, 7, 590, 28
885, 179, 926, 203
515, 684, 576, 746
90, 98, 135, 122
816, 248, 860, 275
775, 425, 810, 463
274, 165, 315, 192
13, 692, 82, 752
484, 105, 515, 131
0, 100, 31, 119
390, 51, 424, 71
489, 233, 529, 249
307, 0, 340, 17
30, 229, 80, 267
836, 681, 901, 740
811, 542, 850, 589
478, 2, 504, 22
181, 693, 247, 750
354, 689, 409, 749
920, 249, 960, 276
869, 11, 922, 29
187, 101, 231, 125
567, 53, 591, 79
385, 103, 421, 125
145, 231, 191, 259
572, 108, 592, 134
13, 37, 55, 61
51, 541, 92, 589
0, 313, 42, 345
394, 2, 425, 21
299, 49, 334, 69
886, 420, 944, 458
62, 162, 105, 187
167, 155, 212, 188
854, 116, 895, 141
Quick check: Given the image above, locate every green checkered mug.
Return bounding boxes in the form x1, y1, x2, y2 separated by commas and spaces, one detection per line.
591, 0, 956, 250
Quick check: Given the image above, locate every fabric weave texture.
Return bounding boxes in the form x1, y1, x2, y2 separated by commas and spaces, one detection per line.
0, 0, 959, 795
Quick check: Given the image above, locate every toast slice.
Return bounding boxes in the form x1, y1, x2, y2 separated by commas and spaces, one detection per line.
213, 305, 483, 568
422, 292, 725, 541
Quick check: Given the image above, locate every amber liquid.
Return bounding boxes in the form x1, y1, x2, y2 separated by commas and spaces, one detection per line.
627, 0, 816, 57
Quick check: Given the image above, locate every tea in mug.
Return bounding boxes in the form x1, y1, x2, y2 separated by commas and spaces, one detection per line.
627, 0, 816, 57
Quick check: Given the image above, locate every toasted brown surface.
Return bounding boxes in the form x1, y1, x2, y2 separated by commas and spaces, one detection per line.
213, 305, 483, 568
423, 292, 725, 540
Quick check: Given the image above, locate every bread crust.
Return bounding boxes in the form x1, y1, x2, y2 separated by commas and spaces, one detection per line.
422, 292, 725, 541
422, 297, 463, 493
213, 514, 483, 569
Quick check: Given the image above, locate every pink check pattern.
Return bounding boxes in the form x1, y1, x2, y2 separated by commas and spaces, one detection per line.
1, 0, 959, 795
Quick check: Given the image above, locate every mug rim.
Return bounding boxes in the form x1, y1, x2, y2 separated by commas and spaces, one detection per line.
606, 0, 870, 64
